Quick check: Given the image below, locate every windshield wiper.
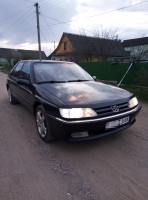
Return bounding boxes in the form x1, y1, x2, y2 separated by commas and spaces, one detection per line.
67, 80, 90, 82
37, 81, 66, 84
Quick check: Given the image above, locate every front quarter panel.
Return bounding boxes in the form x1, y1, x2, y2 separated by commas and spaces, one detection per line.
31, 85, 68, 118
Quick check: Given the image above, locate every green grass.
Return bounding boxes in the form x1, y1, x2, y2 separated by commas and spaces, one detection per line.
120, 85, 148, 103
0, 66, 12, 74
101, 80, 148, 103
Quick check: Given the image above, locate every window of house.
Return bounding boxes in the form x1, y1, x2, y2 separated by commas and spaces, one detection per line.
64, 42, 67, 51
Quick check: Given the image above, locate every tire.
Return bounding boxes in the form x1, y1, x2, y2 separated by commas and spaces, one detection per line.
35, 105, 55, 142
8, 87, 18, 104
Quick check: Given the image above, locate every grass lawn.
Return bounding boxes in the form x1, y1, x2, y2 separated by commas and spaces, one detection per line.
120, 85, 148, 103
0, 66, 12, 74
101, 80, 148, 103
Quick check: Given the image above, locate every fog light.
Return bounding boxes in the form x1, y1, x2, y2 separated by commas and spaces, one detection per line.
71, 131, 89, 138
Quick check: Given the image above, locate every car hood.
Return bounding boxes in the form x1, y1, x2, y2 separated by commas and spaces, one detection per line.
37, 81, 133, 107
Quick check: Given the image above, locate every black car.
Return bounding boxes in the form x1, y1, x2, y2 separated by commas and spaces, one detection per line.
6, 60, 141, 142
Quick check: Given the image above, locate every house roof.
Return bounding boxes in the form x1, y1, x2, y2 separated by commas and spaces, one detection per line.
51, 32, 128, 57
0, 48, 47, 59
122, 37, 148, 47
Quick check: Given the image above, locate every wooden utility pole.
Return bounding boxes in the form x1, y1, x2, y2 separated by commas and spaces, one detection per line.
34, 3, 41, 60
52, 41, 55, 50
53, 41, 55, 50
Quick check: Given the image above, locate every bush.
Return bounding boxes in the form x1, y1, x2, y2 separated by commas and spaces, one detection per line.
0, 66, 13, 74
135, 68, 148, 87
121, 85, 148, 103
22, 54, 33, 60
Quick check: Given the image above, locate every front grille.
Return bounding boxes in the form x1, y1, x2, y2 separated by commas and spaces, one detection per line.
94, 102, 130, 117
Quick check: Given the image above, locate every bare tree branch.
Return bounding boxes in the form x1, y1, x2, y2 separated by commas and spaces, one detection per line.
60, 29, 122, 62
93, 28, 119, 61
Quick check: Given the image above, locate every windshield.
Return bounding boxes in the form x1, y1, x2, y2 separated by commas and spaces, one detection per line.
33, 62, 94, 83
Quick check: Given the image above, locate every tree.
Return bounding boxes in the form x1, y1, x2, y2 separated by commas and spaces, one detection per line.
135, 68, 148, 87
22, 54, 33, 60
93, 28, 119, 61
6, 57, 12, 66
69, 28, 120, 62
131, 47, 148, 61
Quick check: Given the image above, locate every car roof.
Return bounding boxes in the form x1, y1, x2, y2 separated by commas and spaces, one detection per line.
18, 60, 73, 64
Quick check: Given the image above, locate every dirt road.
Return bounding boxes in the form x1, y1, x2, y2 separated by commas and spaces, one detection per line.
0, 72, 148, 200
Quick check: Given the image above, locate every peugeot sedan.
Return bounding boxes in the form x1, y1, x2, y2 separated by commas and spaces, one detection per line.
6, 60, 141, 142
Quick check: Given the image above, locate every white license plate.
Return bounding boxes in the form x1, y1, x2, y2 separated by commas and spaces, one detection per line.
105, 116, 129, 129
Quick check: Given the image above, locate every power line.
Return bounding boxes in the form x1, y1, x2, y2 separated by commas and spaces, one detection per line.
2, 0, 148, 43
6, 0, 145, 39
34, 0, 49, 9
41, 14, 57, 41
2, 27, 36, 37
40, 0, 61, 9
41, 0, 65, 12
39, 0, 48, 4
40, 29, 48, 43
41, 14, 74, 25
5, 9, 35, 35
22, 0, 35, 3
7, 15, 36, 36
0, 6, 33, 35
83, 0, 148, 19
0, 5, 32, 23
40, 0, 148, 35
1, 10, 36, 36
40, 14, 94, 34
41, 0, 148, 26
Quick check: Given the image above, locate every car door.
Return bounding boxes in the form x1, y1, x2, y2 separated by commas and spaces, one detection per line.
18, 62, 32, 110
8, 62, 24, 100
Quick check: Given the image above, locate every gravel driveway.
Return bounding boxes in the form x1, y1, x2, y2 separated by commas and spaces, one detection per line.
0, 72, 148, 200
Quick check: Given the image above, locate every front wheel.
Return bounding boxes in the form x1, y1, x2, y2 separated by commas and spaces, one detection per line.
35, 105, 55, 142
8, 87, 18, 104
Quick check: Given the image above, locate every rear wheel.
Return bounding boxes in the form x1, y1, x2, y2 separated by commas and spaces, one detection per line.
35, 105, 55, 142
8, 87, 18, 104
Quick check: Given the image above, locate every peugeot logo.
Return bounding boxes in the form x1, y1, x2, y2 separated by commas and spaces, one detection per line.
111, 105, 119, 112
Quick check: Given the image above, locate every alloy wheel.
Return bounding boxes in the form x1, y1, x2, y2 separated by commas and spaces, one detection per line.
36, 110, 47, 138
8, 88, 12, 102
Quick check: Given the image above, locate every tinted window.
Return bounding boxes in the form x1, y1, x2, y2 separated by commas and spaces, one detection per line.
20, 62, 30, 80
11, 62, 23, 78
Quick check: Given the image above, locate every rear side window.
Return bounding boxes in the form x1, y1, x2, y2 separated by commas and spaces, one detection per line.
20, 62, 30, 80
11, 62, 23, 78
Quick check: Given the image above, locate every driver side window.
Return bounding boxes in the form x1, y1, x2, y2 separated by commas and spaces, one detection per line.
20, 62, 30, 80
11, 62, 23, 79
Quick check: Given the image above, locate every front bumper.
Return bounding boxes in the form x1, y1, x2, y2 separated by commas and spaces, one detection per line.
47, 105, 142, 141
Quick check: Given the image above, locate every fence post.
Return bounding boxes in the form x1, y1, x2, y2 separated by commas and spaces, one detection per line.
118, 62, 133, 87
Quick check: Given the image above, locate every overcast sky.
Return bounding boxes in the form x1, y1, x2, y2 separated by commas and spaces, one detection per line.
0, 0, 148, 56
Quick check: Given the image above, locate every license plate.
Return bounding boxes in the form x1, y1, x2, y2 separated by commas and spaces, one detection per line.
105, 116, 129, 129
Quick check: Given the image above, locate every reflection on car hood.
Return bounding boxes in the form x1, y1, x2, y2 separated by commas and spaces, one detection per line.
38, 81, 133, 107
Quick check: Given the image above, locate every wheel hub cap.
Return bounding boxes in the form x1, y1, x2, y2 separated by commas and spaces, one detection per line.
36, 110, 47, 137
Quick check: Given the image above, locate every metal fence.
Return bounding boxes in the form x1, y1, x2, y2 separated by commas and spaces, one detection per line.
78, 61, 148, 85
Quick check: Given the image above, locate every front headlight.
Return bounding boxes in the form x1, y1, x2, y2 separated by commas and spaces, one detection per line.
128, 97, 138, 108
59, 108, 97, 119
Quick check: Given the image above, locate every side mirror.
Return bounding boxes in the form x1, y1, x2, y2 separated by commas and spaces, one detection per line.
92, 76, 97, 81
17, 79, 31, 86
